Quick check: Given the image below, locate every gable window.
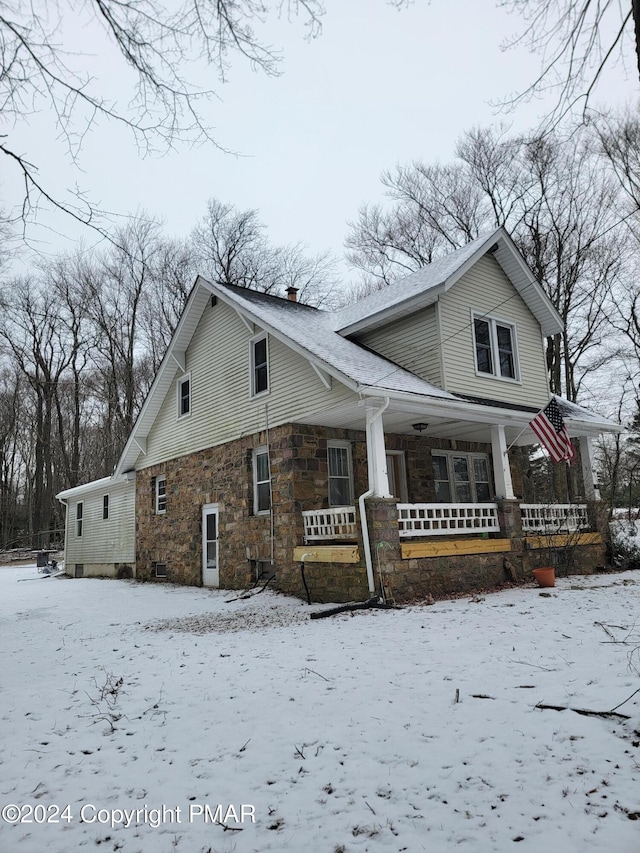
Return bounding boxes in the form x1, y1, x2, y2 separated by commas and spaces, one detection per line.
155, 476, 167, 514
473, 316, 518, 380
250, 334, 269, 396
177, 373, 191, 417
253, 448, 271, 514
327, 441, 354, 506
432, 451, 492, 503
102, 494, 109, 520
76, 502, 84, 537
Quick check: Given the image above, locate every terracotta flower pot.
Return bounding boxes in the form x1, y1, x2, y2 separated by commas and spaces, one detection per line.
532, 567, 555, 588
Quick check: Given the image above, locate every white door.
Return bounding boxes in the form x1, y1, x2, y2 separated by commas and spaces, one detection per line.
202, 504, 219, 588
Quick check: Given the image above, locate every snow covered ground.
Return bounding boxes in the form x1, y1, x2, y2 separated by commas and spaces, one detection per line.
1, 566, 639, 853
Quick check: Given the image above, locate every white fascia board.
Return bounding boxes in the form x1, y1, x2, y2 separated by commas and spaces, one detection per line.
114, 279, 208, 476
492, 234, 563, 336
358, 386, 528, 423
56, 475, 132, 502
199, 278, 360, 393
338, 283, 445, 337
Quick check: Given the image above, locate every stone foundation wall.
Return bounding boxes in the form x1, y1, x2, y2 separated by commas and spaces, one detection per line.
134, 421, 605, 602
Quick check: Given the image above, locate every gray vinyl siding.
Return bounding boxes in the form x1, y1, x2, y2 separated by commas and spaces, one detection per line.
439, 254, 550, 407
64, 482, 135, 565
356, 304, 442, 387
141, 299, 356, 469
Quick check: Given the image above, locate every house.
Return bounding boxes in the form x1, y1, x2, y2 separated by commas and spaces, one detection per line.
56, 227, 620, 601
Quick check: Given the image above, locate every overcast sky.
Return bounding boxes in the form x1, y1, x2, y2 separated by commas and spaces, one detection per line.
4, 0, 637, 278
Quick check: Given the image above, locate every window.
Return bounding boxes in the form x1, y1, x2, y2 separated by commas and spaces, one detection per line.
432, 451, 492, 503
177, 373, 191, 416
102, 494, 109, 520
155, 476, 167, 514
250, 334, 269, 396
473, 316, 518, 380
327, 441, 354, 506
253, 448, 271, 514
76, 502, 83, 537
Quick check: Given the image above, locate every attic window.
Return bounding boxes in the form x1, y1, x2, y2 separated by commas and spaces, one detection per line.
472, 316, 519, 381
250, 333, 269, 396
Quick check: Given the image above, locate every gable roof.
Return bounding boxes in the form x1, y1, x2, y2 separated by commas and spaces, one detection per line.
112, 231, 611, 475
333, 227, 563, 338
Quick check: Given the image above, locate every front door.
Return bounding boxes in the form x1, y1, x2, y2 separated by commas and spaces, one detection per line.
202, 504, 219, 588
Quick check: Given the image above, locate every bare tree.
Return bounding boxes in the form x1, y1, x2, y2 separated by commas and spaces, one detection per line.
497, 0, 640, 125
0, 279, 80, 546
192, 198, 338, 305
347, 124, 626, 401
0, 1, 324, 235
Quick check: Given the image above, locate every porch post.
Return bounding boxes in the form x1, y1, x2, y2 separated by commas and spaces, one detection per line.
364, 399, 391, 498
578, 436, 601, 501
490, 424, 515, 500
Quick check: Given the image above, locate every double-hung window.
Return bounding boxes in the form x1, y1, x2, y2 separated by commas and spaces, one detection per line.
155, 476, 167, 514
76, 502, 83, 537
327, 441, 354, 506
473, 315, 518, 380
102, 494, 109, 520
432, 451, 492, 503
177, 373, 191, 417
253, 448, 271, 514
250, 334, 269, 396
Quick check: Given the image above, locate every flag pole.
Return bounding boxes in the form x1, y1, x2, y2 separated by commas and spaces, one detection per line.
504, 423, 531, 455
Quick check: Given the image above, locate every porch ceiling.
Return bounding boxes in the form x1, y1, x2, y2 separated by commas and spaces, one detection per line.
293, 398, 534, 445
293, 394, 612, 445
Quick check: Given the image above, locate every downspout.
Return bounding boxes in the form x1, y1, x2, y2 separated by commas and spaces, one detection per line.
265, 404, 274, 568
358, 396, 390, 598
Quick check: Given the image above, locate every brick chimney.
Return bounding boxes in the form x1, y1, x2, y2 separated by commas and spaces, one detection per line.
286, 286, 299, 302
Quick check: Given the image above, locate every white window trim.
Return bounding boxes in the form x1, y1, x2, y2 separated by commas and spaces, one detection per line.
76, 501, 84, 537
102, 494, 110, 521
432, 450, 493, 503
327, 440, 354, 507
250, 333, 270, 398
177, 372, 191, 418
471, 311, 521, 383
386, 450, 408, 502
253, 446, 271, 515
155, 475, 167, 515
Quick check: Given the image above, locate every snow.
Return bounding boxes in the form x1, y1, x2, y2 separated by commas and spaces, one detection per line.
1, 567, 640, 853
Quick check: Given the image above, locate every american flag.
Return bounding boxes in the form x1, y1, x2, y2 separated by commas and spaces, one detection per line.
529, 398, 575, 463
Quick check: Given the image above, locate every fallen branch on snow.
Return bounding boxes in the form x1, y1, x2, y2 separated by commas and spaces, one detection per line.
310, 598, 399, 620
535, 702, 630, 721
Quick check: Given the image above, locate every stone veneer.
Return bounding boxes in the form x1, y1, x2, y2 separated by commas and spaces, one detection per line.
135, 423, 606, 603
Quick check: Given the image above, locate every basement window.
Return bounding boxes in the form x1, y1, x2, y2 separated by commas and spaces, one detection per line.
74, 564, 84, 578
154, 562, 167, 578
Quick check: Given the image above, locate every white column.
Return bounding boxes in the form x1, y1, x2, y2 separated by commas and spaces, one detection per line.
491, 424, 515, 500
579, 436, 601, 501
365, 400, 391, 498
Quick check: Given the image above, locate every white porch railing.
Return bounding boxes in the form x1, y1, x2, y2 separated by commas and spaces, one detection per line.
397, 503, 500, 537
302, 506, 357, 542
520, 504, 589, 533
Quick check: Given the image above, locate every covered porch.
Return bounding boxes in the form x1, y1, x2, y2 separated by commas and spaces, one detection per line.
292, 393, 616, 600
